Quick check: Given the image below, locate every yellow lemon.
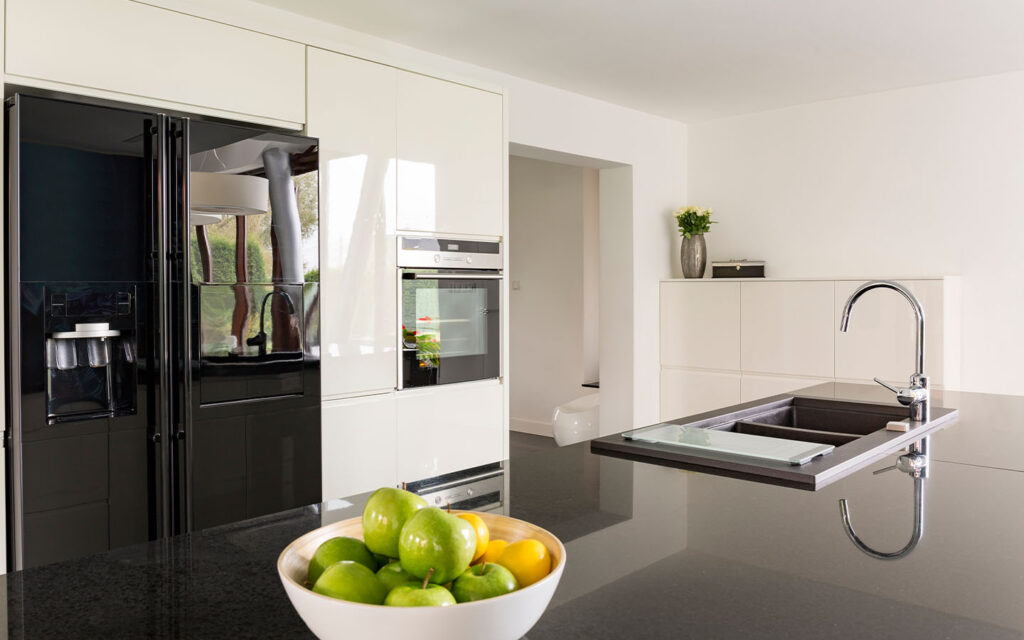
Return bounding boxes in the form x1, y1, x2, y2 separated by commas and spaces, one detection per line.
479, 539, 508, 565
496, 539, 551, 588
456, 512, 490, 562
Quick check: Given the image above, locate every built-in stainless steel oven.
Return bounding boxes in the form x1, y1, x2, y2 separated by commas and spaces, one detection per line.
398, 236, 502, 389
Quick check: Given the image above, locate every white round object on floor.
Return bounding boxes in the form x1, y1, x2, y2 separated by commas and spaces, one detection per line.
552, 393, 600, 446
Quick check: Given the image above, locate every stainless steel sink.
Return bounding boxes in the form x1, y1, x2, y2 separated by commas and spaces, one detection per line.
591, 394, 959, 490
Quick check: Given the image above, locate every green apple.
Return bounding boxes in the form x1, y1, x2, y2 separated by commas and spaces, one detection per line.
385, 582, 456, 607
308, 536, 378, 585
312, 561, 388, 605
376, 561, 417, 592
362, 487, 428, 558
373, 552, 393, 567
398, 507, 476, 584
451, 562, 518, 603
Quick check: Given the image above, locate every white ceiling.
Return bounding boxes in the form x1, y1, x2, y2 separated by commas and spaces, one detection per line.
253, 0, 1024, 122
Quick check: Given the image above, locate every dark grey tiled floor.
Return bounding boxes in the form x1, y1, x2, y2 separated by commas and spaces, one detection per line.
510, 431, 559, 458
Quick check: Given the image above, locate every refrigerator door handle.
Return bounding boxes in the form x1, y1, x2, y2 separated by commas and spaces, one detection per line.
168, 117, 192, 536
155, 113, 174, 540
5, 95, 26, 570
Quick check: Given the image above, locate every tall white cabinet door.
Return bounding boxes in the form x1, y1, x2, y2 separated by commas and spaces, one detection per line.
322, 394, 398, 499
835, 279, 946, 386
660, 283, 741, 370
308, 50, 399, 398
6, 0, 305, 125
660, 369, 741, 422
397, 383, 504, 483
741, 281, 835, 378
396, 73, 503, 237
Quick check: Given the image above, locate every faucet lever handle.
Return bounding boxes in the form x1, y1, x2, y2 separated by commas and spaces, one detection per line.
873, 377, 900, 395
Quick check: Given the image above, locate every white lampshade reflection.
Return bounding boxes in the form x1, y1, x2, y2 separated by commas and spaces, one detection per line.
189, 212, 223, 226
191, 172, 269, 216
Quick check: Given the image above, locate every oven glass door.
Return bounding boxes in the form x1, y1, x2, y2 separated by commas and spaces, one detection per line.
401, 270, 500, 388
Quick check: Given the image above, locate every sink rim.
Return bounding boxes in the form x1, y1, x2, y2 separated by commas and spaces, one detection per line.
594, 393, 959, 491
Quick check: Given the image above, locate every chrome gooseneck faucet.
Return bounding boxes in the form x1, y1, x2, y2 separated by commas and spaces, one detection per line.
839, 280, 929, 423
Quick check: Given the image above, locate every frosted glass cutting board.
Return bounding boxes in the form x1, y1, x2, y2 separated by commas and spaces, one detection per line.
623, 424, 833, 466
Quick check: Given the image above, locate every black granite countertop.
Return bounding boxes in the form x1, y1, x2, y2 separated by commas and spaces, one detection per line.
6, 383, 1024, 639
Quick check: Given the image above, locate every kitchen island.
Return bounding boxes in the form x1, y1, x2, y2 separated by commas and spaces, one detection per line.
5, 383, 1024, 639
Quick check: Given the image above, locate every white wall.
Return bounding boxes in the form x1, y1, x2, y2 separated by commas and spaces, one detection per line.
689, 70, 1024, 396
582, 168, 600, 384
144, 0, 688, 431
508, 156, 595, 435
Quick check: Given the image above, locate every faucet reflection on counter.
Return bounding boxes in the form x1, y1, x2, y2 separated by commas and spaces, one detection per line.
839, 438, 929, 561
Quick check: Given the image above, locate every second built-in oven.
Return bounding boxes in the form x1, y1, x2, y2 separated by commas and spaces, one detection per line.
398, 236, 502, 389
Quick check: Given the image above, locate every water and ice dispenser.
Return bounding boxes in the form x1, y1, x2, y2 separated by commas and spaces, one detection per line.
43, 286, 138, 424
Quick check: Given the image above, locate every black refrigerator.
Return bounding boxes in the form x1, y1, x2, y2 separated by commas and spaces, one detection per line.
4, 93, 322, 570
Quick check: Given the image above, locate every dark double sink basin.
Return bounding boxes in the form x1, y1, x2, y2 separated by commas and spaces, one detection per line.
591, 395, 959, 490
719, 396, 907, 447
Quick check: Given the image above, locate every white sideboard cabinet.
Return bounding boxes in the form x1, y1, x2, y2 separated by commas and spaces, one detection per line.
660, 281, 740, 370
741, 281, 835, 378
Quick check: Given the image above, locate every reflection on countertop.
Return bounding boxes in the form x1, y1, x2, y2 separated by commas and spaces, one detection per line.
6, 383, 1024, 638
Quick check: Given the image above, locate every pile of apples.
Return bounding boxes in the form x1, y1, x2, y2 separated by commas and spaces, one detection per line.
306, 487, 553, 607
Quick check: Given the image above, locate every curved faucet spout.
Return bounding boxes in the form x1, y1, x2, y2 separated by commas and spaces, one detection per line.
839, 280, 925, 377
839, 280, 929, 421
839, 474, 924, 561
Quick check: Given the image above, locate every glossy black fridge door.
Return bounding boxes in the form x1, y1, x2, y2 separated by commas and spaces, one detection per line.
5, 94, 167, 569
185, 121, 321, 530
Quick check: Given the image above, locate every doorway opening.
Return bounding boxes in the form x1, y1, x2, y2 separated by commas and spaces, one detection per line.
507, 144, 633, 446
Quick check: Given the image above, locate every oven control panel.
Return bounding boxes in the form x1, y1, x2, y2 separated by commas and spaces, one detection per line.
398, 236, 503, 270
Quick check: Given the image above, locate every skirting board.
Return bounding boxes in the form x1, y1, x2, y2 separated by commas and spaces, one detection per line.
510, 417, 552, 437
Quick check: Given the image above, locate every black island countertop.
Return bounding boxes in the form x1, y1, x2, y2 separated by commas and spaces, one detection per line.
6, 383, 1024, 639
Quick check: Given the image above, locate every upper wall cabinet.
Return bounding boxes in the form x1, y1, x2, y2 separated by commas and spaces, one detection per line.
308, 49, 398, 398
6, 0, 305, 125
396, 72, 503, 237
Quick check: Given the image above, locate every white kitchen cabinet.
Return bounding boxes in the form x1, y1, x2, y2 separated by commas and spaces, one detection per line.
741, 281, 834, 378
396, 382, 504, 483
834, 279, 957, 387
660, 282, 741, 370
322, 394, 398, 499
6, 0, 305, 125
740, 374, 830, 403
396, 72, 503, 237
660, 369, 741, 422
308, 49, 398, 398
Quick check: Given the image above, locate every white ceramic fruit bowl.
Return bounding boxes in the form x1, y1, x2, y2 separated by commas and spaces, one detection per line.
278, 511, 566, 640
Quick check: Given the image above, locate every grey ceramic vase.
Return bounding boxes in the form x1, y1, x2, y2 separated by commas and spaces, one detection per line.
680, 234, 707, 278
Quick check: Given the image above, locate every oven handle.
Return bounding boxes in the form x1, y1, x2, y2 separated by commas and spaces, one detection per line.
411, 468, 505, 494
408, 273, 503, 280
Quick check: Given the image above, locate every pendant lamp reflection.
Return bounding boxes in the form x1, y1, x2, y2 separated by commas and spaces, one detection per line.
190, 172, 269, 216
189, 212, 223, 226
